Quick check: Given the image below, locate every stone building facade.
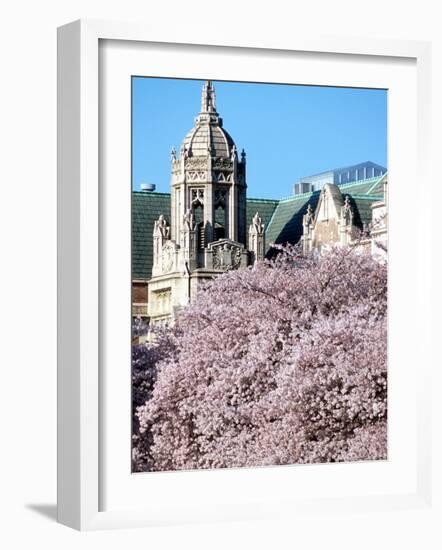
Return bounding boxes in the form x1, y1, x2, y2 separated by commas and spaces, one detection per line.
301, 174, 388, 257
369, 176, 388, 256
301, 174, 388, 256
147, 81, 265, 325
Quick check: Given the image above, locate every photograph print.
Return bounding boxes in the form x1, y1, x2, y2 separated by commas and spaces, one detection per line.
131, 78, 388, 473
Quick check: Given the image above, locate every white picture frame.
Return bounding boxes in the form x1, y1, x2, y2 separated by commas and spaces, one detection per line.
57, 19, 433, 531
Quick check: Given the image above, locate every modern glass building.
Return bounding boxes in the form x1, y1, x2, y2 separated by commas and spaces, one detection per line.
293, 161, 387, 195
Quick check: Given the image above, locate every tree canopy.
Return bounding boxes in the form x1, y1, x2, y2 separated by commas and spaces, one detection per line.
133, 245, 387, 472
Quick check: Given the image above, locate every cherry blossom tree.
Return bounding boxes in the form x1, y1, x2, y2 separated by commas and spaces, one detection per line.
133, 244, 387, 471
132, 326, 176, 472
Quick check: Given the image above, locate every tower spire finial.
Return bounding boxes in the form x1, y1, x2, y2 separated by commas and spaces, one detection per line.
201, 80, 216, 113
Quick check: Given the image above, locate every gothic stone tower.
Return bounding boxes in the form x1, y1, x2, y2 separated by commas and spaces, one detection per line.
148, 81, 265, 325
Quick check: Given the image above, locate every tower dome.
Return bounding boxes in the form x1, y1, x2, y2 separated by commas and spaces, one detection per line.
180, 81, 236, 159
169, 80, 247, 247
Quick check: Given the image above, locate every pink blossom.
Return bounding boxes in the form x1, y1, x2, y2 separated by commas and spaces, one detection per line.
134, 245, 387, 471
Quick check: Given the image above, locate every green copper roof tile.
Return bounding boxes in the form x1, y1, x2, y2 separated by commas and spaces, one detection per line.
265, 192, 319, 250
132, 192, 171, 279
246, 197, 279, 248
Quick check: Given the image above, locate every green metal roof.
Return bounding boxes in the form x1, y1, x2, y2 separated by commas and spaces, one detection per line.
339, 174, 385, 195
350, 195, 383, 226
132, 174, 386, 279
246, 198, 279, 248
265, 192, 319, 248
132, 192, 171, 280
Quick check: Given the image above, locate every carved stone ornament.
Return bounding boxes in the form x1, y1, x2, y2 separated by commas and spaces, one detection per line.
250, 212, 264, 234
214, 189, 227, 208
211, 240, 243, 270
187, 171, 206, 182
185, 157, 207, 169
341, 195, 353, 225
303, 204, 313, 227
215, 171, 232, 182
230, 144, 237, 162
372, 210, 387, 230
182, 208, 195, 230
213, 158, 233, 169
161, 242, 176, 273
154, 214, 170, 239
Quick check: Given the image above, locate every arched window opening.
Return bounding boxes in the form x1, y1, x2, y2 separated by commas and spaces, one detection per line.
193, 202, 204, 249
214, 189, 227, 241
214, 204, 225, 240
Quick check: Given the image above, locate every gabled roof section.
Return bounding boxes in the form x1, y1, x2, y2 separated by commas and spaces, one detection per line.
266, 192, 319, 249
266, 174, 386, 252
312, 183, 344, 225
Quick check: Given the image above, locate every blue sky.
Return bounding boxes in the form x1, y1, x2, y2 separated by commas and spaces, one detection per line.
132, 77, 387, 200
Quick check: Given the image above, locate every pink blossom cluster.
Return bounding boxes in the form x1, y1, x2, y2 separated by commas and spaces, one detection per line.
133, 245, 387, 472
132, 328, 176, 472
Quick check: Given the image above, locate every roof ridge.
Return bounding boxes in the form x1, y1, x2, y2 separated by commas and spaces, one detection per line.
247, 197, 280, 203
133, 190, 171, 196
350, 193, 383, 200
279, 191, 316, 202
338, 175, 382, 189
